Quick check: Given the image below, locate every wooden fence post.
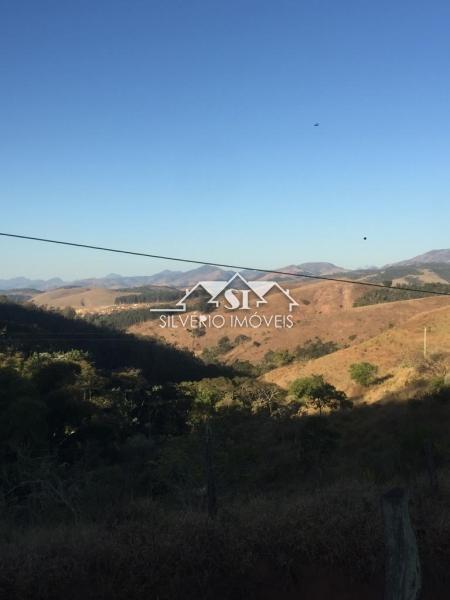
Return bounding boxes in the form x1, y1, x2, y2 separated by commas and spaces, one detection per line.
381, 487, 421, 600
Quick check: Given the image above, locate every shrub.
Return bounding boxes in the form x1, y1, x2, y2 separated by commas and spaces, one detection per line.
349, 362, 379, 386
217, 336, 234, 353
234, 334, 251, 345
289, 375, 348, 415
262, 349, 295, 370
294, 337, 340, 361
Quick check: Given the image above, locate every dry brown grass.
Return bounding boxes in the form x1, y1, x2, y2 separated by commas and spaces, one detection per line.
129, 280, 450, 364
263, 304, 450, 398
31, 287, 137, 310
1, 476, 449, 599
1, 389, 450, 599
392, 268, 450, 286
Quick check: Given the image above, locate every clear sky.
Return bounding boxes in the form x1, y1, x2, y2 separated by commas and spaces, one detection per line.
1, 0, 450, 280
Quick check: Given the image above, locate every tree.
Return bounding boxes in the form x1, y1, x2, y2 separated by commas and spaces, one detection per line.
349, 362, 378, 386
233, 378, 285, 415
61, 306, 76, 319
217, 336, 234, 353
289, 374, 348, 415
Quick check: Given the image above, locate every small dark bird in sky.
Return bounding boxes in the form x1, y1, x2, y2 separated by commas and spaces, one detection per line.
314, 122, 320, 126
363, 237, 367, 240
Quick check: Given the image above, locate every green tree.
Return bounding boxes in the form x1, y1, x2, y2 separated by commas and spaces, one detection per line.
349, 362, 379, 386
289, 374, 348, 415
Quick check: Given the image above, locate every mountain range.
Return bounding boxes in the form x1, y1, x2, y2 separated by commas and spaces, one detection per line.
385, 249, 450, 267
1, 249, 449, 291
0, 263, 346, 291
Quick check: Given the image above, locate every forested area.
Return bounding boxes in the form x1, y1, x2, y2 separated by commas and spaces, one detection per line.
114, 285, 180, 305
353, 282, 450, 307
85, 306, 162, 329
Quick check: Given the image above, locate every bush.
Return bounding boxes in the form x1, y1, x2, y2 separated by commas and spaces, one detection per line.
262, 349, 296, 370
217, 336, 234, 353
289, 375, 348, 415
349, 362, 378, 386
234, 334, 251, 345
294, 337, 340, 361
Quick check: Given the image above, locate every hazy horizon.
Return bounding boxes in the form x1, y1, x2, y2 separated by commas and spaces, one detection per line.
0, 243, 449, 283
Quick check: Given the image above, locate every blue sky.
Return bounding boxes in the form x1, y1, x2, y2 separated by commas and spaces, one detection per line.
1, 0, 450, 279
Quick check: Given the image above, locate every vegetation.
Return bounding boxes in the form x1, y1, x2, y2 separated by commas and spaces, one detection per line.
424, 262, 450, 282
295, 337, 341, 360
201, 334, 251, 364
353, 282, 450, 307
353, 263, 450, 284
289, 374, 349, 414
337, 264, 450, 285
261, 348, 296, 369
1, 292, 35, 303
349, 362, 379, 386
85, 306, 161, 329
1, 364, 449, 598
261, 338, 341, 371
367, 265, 422, 281
1, 300, 450, 598
115, 285, 180, 304
202, 337, 341, 373
85, 287, 219, 332
1, 478, 449, 600
0, 301, 219, 383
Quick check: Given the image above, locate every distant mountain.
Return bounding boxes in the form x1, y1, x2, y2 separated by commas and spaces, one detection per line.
0, 266, 236, 291
0, 277, 64, 291
241, 262, 346, 281
0, 262, 356, 291
74, 275, 165, 289
387, 249, 450, 267
289, 262, 346, 275
3, 252, 450, 292
144, 265, 236, 287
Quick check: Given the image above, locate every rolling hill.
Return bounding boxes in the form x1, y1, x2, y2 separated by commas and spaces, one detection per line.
31, 286, 137, 309
0, 300, 219, 383
239, 262, 345, 281
388, 248, 450, 266
129, 278, 450, 364
263, 303, 450, 401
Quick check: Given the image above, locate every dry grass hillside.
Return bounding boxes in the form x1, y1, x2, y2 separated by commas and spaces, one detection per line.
130, 279, 450, 362
31, 287, 136, 310
392, 268, 449, 285
264, 303, 450, 400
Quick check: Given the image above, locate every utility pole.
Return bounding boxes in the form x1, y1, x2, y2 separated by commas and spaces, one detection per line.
423, 327, 427, 359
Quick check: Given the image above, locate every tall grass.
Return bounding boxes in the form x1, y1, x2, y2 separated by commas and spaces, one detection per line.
1, 476, 450, 599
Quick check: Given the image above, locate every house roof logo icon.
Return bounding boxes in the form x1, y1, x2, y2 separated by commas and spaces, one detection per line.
150, 272, 299, 313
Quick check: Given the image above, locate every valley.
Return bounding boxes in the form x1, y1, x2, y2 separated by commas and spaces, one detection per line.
1, 252, 450, 599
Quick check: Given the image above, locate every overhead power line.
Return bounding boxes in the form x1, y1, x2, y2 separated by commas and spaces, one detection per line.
1, 231, 450, 297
